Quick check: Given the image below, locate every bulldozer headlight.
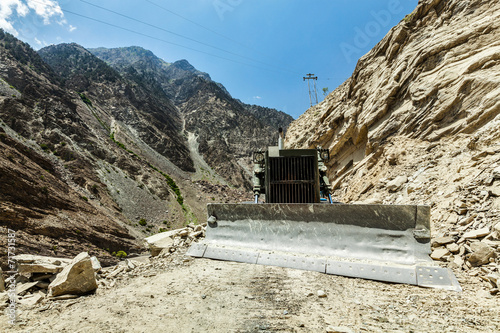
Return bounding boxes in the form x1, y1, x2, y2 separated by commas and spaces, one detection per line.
253, 151, 265, 164
320, 149, 330, 162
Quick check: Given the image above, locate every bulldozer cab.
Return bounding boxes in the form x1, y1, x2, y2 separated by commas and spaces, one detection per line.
252, 128, 332, 204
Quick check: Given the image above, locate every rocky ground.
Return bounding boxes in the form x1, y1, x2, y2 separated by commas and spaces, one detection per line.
1, 241, 499, 333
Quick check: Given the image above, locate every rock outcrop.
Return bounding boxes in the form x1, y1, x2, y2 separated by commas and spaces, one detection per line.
286, 0, 500, 172
285, 0, 500, 292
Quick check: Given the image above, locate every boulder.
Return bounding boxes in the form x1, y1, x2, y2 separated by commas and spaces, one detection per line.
14, 254, 72, 274
16, 281, 39, 296
487, 273, 499, 288
18, 292, 44, 307
468, 242, 496, 267
48, 252, 98, 297
488, 183, 500, 197
144, 230, 177, 256
446, 243, 460, 253
492, 166, 500, 179
431, 247, 450, 260
463, 227, 490, 239
387, 176, 408, 192
432, 236, 454, 247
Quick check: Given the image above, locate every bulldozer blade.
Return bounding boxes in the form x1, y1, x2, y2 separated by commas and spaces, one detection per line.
187, 203, 461, 292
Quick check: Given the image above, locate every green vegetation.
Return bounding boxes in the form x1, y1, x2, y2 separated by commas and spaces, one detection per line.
114, 250, 127, 258
78, 92, 93, 107
39, 143, 50, 151
81, 196, 88, 201
138, 218, 147, 226
403, 11, 415, 22
109, 132, 126, 149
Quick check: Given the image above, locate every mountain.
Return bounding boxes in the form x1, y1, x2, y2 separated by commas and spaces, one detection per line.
0, 31, 142, 266
37, 43, 194, 173
0, 32, 292, 267
89, 46, 294, 188
285, 0, 500, 280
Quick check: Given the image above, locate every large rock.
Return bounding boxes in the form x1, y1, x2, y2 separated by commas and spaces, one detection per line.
386, 176, 408, 192
492, 166, 500, 179
468, 242, 496, 267
463, 227, 490, 239
48, 252, 97, 297
14, 254, 72, 274
145, 230, 178, 256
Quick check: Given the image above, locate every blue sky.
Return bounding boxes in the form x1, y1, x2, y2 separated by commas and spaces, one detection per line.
1, 0, 418, 119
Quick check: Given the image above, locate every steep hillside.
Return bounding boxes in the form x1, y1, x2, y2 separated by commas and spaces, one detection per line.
0, 31, 143, 266
38, 43, 193, 173
286, 0, 500, 286
0, 33, 265, 267
90, 47, 294, 188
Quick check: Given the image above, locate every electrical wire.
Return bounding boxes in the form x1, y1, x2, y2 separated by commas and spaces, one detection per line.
61, 8, 295, 75
78, 0, 301, 75
144, 0, 292, 68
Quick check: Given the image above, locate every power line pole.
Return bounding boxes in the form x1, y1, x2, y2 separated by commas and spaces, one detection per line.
303, 73, 318, 107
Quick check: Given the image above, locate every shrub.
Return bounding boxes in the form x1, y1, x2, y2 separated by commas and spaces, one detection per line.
115, 250, 127, 258
138, 218, 147, 226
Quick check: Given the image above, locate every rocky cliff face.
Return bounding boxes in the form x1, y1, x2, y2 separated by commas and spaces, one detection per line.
90, 47, 294, 188
287, 0, 500, 170
286, 0, 500, 282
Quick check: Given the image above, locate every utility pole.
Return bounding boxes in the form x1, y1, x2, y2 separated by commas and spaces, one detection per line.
303, 73, 318, 107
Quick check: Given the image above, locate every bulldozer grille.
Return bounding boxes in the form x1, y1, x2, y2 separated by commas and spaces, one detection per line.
267, 155, 317, 203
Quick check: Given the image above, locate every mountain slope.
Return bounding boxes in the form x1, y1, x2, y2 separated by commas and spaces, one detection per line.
0, 32, 291, 267
287, 0, 500, 171
38, 43, 194, 173
0, 32, 143, 266
90, 46, 294, 188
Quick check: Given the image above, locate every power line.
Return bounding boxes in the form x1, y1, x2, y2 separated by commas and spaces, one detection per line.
144, 0, 292, 68
78, 0, 300, 75
61, 8, 295, 76
144, 0, 244, 47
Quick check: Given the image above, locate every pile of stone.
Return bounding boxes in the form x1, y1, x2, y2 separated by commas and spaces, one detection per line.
144, 223, 206, 257
356, 155, 500, 295
0, 252, 100, 309
429, 166, 500, 295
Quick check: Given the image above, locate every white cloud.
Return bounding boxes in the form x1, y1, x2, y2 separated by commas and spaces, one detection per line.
253, 96, 262, 100
0, 0, 64, 36
26, 0, 63, 25
68, 24, 76, 32
0, 0, 29, 36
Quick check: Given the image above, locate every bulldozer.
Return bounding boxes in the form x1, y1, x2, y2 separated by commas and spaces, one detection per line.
187, 129, 461, 291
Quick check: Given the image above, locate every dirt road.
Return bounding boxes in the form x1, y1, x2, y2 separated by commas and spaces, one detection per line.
2, 248, 499, 333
